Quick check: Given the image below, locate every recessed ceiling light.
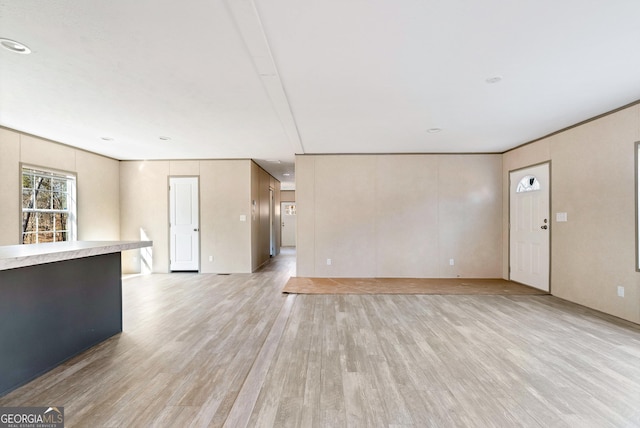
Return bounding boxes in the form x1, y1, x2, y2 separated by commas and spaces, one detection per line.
0, 38, 31, 54
283, 173, 291, 176
266, 159, 281, 163
427, 128, 442, 133
100, 137, 114, 141
486, 76, 503, 84
159, 136, 171, 141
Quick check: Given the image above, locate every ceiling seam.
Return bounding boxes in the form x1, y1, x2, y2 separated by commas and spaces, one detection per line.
222, 0, 305, 156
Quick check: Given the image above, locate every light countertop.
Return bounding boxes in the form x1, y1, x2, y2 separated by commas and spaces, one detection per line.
0, 241, 152, 271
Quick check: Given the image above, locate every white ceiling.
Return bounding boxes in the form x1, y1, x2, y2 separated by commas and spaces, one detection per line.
2, 0, 640, 190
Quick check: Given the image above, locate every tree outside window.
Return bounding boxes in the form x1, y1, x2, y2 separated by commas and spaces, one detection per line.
21, 167, 77, 244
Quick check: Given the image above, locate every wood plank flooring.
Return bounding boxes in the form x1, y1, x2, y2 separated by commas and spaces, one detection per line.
1, 248, 639, 427
282, 277, 547, 295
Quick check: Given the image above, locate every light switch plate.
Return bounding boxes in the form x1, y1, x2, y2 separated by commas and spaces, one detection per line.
556, 212, 567, 222
239, 215, 247, 222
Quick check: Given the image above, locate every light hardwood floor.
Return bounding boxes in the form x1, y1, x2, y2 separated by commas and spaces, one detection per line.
1, 249, 640, 427
282, 276, 547, 295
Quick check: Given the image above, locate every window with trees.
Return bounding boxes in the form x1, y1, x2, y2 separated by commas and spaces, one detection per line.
21, 166, 77, 244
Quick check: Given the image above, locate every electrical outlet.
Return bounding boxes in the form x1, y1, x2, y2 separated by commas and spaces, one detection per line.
617, 286, 625, 298
327, 258, 332, 265
449, 258, 454, 266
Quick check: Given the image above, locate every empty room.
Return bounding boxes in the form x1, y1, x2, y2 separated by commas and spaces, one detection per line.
1, 1, 640, 427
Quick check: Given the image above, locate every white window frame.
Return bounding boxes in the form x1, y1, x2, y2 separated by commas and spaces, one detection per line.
21, 165, 77, 244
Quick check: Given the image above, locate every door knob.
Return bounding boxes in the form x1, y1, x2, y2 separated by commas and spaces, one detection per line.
194, 228, 199, 232
540, 225, 548, 230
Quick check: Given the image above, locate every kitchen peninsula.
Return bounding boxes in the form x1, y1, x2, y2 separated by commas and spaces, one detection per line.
0, 241, 152, 396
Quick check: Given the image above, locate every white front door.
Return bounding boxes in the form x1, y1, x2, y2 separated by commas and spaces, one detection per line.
281, 202, 296, 247
169, 177, 199, 271
510, 163, 550, 291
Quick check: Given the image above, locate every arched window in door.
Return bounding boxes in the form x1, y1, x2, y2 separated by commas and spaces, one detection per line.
516, 175, 540, 193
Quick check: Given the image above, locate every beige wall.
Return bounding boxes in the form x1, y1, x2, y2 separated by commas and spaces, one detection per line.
280, 190, 295, 202
296, 154, 503, 278
0, 129, 20, 245
201, 160, 253, 273
120, 161, 171, 273
503, 104, 640, 324
0, 128, 120, 246
120, 159, 259, 274
76, 150, 121, 240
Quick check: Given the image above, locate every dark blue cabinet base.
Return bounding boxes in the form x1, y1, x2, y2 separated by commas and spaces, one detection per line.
0, 252, 122, 396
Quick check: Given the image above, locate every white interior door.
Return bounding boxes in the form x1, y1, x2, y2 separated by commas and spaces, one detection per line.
281, 202, 296, 247
170, 177, 199, 271
510, 163, 550, 291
